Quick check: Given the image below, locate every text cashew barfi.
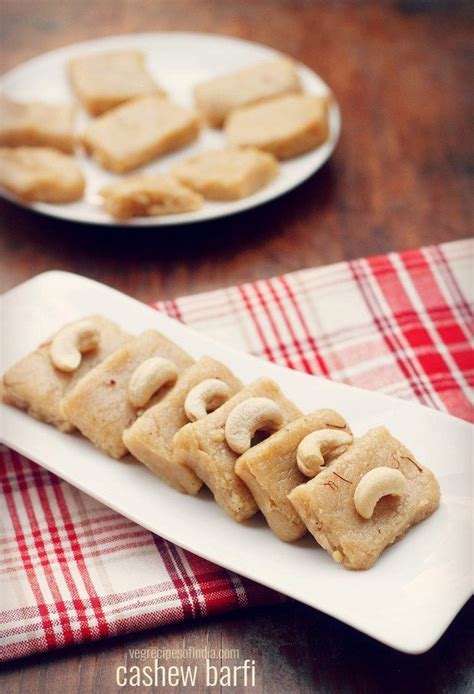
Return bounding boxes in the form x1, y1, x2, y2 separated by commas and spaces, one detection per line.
173, 378, 302, 522
0, 96, 76, 153
171, 148, 279, 201
1, 316, 130, 431
123, 356, 242, 494
288, 426, 440, 570
226, 94, 329, 159
0, 147, 85, 203
236, 409, 352, 542
100, 175, 203, 220
61, 331, 193, 459
81, 95, 201, 173
194, 58, 301, 127
69, 50, 164, 116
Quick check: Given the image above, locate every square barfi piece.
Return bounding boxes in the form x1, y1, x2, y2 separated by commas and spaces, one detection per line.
0, 96, 76, 153
236, 409, 351, 542
171, 148, 279, 201
288, 427, 441, 570
1, 316, 130, 431
81, 95, 201, 173
173, 378, 302, 522
123, 356, 242, 494
194, 58, 301, 127
61, 330, 193, 459
100, 175, 203, 220
0, 147, 85, 202
226, 94, 329, 159
69, 49, 164, 116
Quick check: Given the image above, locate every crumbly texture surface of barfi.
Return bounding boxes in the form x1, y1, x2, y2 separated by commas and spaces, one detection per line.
81, 96, 201, 173
61, 330, 193, 459
1, 316, 130, 432
225, 94, 329, 159
288, 426, 440, 570
0, 147, 85, 203
171, 148, 279, 200
123, 356, 242, 494
69, 50, 163, 116
236, 409, 351, 542
100, 175, 203, 219
173, 378, 302, 522
194, 58, 301, 127
0, 96, 76, 153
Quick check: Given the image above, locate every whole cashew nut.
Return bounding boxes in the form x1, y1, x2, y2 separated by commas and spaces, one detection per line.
184, 379, 232, 422
296, 429, 353, 477
50, 319, 100, 372
224, 397, 283, 454
354, 467, 407, 519
128, 357, 178, 408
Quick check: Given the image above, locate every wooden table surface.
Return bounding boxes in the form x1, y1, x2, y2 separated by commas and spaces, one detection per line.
1, 1, 472, 692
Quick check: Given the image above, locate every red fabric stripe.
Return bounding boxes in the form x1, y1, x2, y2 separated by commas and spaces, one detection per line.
1, 454, 58, 650
278, 276, 330, 377
51, 483, 110, 639
252, 281, 296, 368
238, 284, 276, 362
265, 278, 312, 373
349, 257, 438, 408
367, 253, 471, 416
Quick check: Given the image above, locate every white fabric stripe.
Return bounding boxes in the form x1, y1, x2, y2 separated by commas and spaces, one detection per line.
391, 253, 473, 404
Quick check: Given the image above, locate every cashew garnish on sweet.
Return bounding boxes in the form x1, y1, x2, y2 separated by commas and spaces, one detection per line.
296, 429, 353, 477
128, 357, 178, 408
354, 467, 407, 519
224, 397, 284, 454
50, 319, 100, 372
184, 378, 232, 422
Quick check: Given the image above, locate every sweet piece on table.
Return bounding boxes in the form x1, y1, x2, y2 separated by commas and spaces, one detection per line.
194, 58, 301, 127
61, 331, 194, 459
81, 95, 201, 173
235, 409, 352, 542
225, 94, 329, 159
0, 147, 85, 203
0, 96, 76, 153
288, 426, 441, 569
123, 356, 242, 494
171, 148, 279, 201
173, 378, 302, 522
100, 175, 203, 220
68, 49, 164, 116
1, 316, 131, 431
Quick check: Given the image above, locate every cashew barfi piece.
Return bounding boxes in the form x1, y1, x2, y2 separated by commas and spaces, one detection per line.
288, 427, 440, 570
171, 148, 279, 201
69, 50, 164, 116
194, 58, 301, 127
235, 409, 352, 542
173, 379, 302, 522
0, 96, 76, 153
1, 316, 130, 431
100, 175, 203, 220
123, 357, 242, 494
0, 147, 85, 203
81, 96, 201, 174
61, 331, 193, 459
226, 94, 329, 160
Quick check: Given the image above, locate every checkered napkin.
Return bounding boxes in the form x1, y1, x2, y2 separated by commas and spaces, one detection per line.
1, 240, 472, 661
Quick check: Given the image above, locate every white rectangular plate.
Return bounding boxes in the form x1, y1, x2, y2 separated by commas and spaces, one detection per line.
1, 271, 471, 653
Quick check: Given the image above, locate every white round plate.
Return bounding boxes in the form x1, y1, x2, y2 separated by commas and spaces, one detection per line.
0, 32, 341, 226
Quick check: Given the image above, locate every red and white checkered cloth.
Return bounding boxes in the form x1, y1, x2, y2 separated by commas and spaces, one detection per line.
1, 239, 472, 661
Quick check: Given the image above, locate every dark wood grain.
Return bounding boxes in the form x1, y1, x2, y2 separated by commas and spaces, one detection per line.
1, 1, 473, 691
